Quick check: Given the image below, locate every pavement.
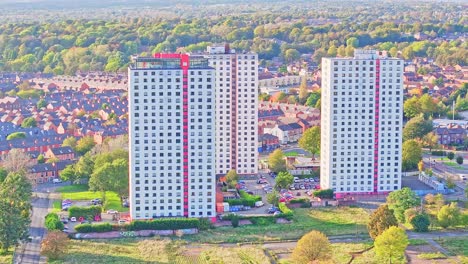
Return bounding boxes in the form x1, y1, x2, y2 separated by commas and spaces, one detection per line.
15, 194, 50, 264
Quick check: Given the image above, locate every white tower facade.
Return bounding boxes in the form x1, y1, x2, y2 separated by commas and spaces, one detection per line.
128, 54, 216, 220
320, 50, 404, 197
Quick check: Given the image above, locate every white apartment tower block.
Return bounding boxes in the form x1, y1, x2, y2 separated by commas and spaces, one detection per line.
128, 54, 216, 220
205, 45, 258, 177
320, 50, 404, 197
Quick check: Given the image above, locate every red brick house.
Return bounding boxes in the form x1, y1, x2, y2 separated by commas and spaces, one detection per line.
45, 146, 76, 161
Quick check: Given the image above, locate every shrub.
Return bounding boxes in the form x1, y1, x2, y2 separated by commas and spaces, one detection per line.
431, 150, 446, 156
456, 156, 463, 165
231, 215, 240, 228
40, 231, 69, 260
198, 218, 214, 231
68, 205, 102, 219
404, 208, 419, 224
127, 218, 200, 231
410, 213, 430, 232
221, 213, 242, 221
290, 198, 310, 204
278, 202, 293, 216
226, 192, 261, 207
248, 216, 276, 226
75, 223, 112, 233
45, 213, 64, 231
447, 152, 455, 160
313, 189, 334, 199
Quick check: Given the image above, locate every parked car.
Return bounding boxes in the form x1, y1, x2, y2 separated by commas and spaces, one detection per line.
255, 201, 264, 207
107, 209, 118, 214
304, 178, 310, 182
257, 179, 267, 184
91, 198, 102, 205
293, 177, 300, 183
299, 184, 305, 190
267, 207, 279, 214
122, 200, 129, 208
459, 174, 467, 181
70, 217, 77, 222
273, 211, 282, 216
52, 178, 62, 183
289, 184, 296, 190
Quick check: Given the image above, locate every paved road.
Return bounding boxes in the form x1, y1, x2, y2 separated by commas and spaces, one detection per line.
15, 195, 49, 264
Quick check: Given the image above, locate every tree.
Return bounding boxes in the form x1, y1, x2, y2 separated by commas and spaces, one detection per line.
404, 96, 421, 118
0, 168, 7, 183
225, 169, 238, 189
447, 152, 454, 160
46, 157, 60, 164
284, 49, 300, 62
75, 136, 96, 155
59, 164, 78, 183
62, 137, 78, 150
437, 202, 461, 228
6, 132, 26, 140
275, 171, 293, 190
410, 213, 430, 232
1, 148, 32, 173
0, 172, 32, 252
74, 152, 94, 181
89, 158, 129, 200
40, 231, 69, 261
417, 160, 424, 172
298, 126, 320, 160
298, 76, 309, 104
291, 230, 331, 264
456, 156, 463, 165
21, 117, 37, 128
419, 94, 437, 116
386, 187, 420, 223
367, 204, 399, 239
402, 140, 422, 171
305, 91, 320, 108
268, 149, 286, 173
36, 99, 47, 109
374, 226, 408, 264
266, 190, 280, 206
403, 115, 433, 141
346, 37, 359, 48
422, 132, 438, 152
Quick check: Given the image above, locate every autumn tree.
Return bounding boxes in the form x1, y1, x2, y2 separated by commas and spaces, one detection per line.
374, 226, 409, 263
367, 204, 399, 239
266, 190, 280, 206
403, 115, 433, 141
437, 202, 461, 228
403, 96, 421, 118
298, 76, 309, 104
225, 169, 238, 189
62, 137, 78, 151
298, 126, 320, 160
2, 148, 32, 173
0, 172, 32, 253
422, 132, 438, 152
75, 136, 96, 155
387, 187, 420, 223
291, 230, 331, 264
268, 149, 286, 173
40, 231, 69, 260
275, 171, 293, 190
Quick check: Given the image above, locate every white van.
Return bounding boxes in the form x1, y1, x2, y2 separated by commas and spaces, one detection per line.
52, 178, 62, 183
293, 177, 300, 183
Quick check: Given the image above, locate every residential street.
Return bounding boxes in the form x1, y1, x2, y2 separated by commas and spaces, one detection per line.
14, 193, 50, 264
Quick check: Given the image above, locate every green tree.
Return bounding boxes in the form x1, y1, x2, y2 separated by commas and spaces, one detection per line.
447, 152, 454, 160
74, 153, 94, 181
225, 169, 238, 189
437, 202, 461, 228
346, 37, 359, 48
0, 168, 7, 183
402, 140, 422, 171
37, 154, 45, 164
298, 126, 321, 160
275, 171, 293, 190
268, 149, 286, 173
6, 132, 26, 140
0, 172, 32, 252
44, 213, 64, 231
62, 137, 78, 151
432, 77, 444, 86
21, 117, 37, 128
89, 158, 129, 200
374, 226, 409, 264
386, 187, 420, 223
46, 157, 60, 164
36, 99, 47, 109
403, 115, 433, 141
75, 136, 96, 155
456, 156, 463, 165
305, 91, 320, 108
284, 49, 300, 62
298, 76, 309, 104
367, 204, 399, 239
422, 132, 438, 152
403, 96, 422, 119
59, 164, 77, 184
266, 190, 280, 206
291, 230, 331, 264
410, 213, 430, 232
419, 94, 437, 116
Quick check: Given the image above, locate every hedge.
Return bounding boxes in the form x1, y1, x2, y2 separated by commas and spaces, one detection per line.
278, 202, 293, 216
127, 218, 200, 231
431, 150, 446, 156
68, 205, 102, 219
313, 189, 334, 199
225, 191, 262, 207
45, 213, 64, 231
290, 198, 310, 204
75, 222, 112, 233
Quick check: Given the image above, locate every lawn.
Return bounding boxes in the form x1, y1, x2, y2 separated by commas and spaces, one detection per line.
51, 200, 62, 213
284, 151, 299, 157
48, 238, 270, 264
0, 252, 12, 264
442, 161, 464, 169
436, 237, 468, 256
185, 207, 370, 243
56, 184, 128, 212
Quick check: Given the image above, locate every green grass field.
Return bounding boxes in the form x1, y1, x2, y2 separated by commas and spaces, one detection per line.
436, 237, 468, 256
186, 207, 370, 243
51, 200, 62, 213
56, 185, 128, 212
284, 151, 299, 157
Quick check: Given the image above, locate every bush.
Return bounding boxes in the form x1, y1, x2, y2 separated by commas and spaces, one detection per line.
198, 218, 214, 231
75, 223, 112, 233
456, 156, 463, 165
45, 213, 64, 231
226, 191, 261, 207
278, 202, 293, 216
447, 152, 455, 160
410, 213, 430, 232
431, 150, 446, 156
231, 215, 240, 228
248, 216, 276, 226
127, 218, 199, 231
68, 205, 102, 219
313, 189, 334, 199
290, 198, 310, 204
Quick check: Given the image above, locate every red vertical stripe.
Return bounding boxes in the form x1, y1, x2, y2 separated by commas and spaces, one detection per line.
180, 54, 190, 217
231, 57, 237, 171
373, 59, 380, 193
